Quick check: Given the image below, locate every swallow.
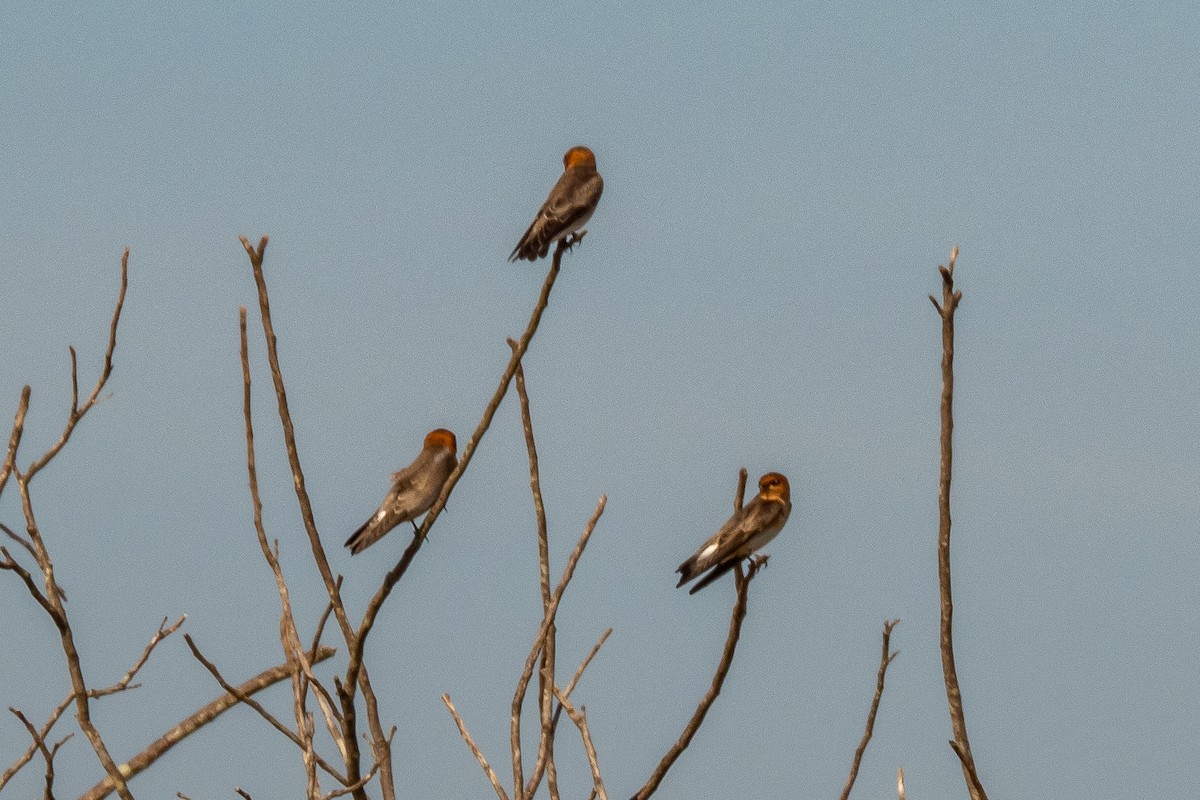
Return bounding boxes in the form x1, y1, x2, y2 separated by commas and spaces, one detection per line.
345, 428, 458, 555
509, 145, 604, 262
676, 472, 792, 594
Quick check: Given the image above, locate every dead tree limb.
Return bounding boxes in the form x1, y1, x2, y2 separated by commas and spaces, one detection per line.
839, 619, 901, 800
629, 558, 764, 800
929, 245, 988, 800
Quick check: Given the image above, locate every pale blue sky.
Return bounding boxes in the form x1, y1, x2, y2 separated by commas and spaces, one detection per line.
2, 2, 1198, 798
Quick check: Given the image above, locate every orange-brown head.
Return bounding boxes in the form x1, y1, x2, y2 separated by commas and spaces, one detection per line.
423, 428, 457, 454
563, 146, 597, 170
758, 472, 790, 503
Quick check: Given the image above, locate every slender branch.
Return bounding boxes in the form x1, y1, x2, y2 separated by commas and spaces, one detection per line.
239, 306, 339, 788
0, 385, 30, 499
81, 644, 338, 800
3, 617, 183, 793
839, 619, 901, 800
510, 496, 607, 797
442, 694, 511, 800
240, 236, 370, 798
10, 706, 67, 800
529, 626, 614, 799
26, 249, 129, 480
630, 559, 764, 800
733, 468, 748, 512
552, 689, 607, 800
930, 246, 988, 800
507, 343, 553, 800
347, 239, 572, 691
240, 237, 353, 643
182, 635, 347, 784
897, 767, 906, 800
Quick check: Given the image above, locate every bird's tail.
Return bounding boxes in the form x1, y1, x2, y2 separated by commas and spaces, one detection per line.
344, 520, 377, 555
687, 560, 738, 594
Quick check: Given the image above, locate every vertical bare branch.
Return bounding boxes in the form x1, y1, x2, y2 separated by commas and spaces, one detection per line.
839, 619, 901, 800
239, 236, 353, 643
442, 694, 511, 800
506, 344, 554, 800
733, 468, 748, 512
509, 495, 606, 791
897, 767, 906, 800
239, 236, 373, 798
630, 559, 765, 800
239, 306, 333, 795
529, 627, 613, 799
552, 689, 607, 800
0, 385, 31, 499
929, 245, 988, 800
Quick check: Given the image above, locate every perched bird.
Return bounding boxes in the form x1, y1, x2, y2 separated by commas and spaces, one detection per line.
676, 472, 792, 594
509, 145, 604, 262
344, 428, 458, 555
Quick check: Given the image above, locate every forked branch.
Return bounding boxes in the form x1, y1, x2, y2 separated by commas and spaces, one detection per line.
839, 619, 901, 800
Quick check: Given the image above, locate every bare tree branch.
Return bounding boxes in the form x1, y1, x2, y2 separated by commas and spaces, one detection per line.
898, 767, 906, 800
552, 688, 607, 800
3, 617, 183, 793
82, 644, 339, 800
239, 306, 340, 797
506, 345, 554, 800
930, 246, 988, 800
531, 625, 614, 798
2, 252, 135, 799
510, 496, 607, 798
630, 558, 765, 800
26, 248, 128, 481
733, 468, 748, 512
10, 706, 69, 800
0, 385, 31, 500
348, 238, 574, 683
181, 635, 346, 786
839, 619, 901, 800
442, 694, 510, 800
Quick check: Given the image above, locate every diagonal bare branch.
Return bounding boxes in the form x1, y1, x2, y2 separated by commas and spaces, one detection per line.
839, 619, 901, 800
630, 558, 764, 800
443, 694, 510, 800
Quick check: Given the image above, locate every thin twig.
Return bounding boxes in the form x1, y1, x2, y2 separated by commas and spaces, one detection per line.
733, 468, 748, 512
26, 249, 128, 480
3, 618, 183, 793
898, 767, 906, 800
81, 645, 339, 800
630, 559, 764, 800
511, 497, 607, 797
839, 619, 901, 800
508, 343, 553, 800
442, 694, 511, 800
553, 689, 608, 800
930, 246, 988, 800
240, 237, 374, 799
0, 385, 31, 499
239, 306, 339, 787
181, 635, 347, 784
538, 626, 614, 795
